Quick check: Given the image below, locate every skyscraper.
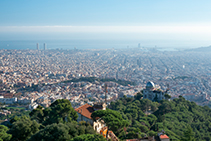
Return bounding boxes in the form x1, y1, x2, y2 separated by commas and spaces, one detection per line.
36, 43, 39, 50
44, 43, 46, 50
138, 43, 141, 48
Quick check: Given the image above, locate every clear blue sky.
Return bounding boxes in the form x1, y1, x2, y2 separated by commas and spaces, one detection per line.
1, 0, 211, 26
0, 0, 211, 48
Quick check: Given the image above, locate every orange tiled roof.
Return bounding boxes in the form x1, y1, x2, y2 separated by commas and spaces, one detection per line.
75, 103, 95, 119
160, 134, 169, 139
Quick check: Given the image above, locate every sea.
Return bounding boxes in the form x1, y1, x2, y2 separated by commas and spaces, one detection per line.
0, 40, 133, 50
0, 39, 206, 50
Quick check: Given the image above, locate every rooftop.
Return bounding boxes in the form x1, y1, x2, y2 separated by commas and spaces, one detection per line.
75, 103, 95, 119
160, 134, 169, 139
146, 81, 155, 89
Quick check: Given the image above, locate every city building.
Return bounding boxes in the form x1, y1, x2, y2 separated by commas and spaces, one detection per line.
29, 102, 38, 110
44, 43, 46, 50
0, 97, 17, 104
37, 43, 39, 50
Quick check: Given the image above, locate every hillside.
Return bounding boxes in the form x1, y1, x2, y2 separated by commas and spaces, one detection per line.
1, 94, 211, 140
185, 45, 211, 52
109, 94, 211, 141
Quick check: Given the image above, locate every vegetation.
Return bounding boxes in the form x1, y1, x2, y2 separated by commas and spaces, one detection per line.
30, 99, 78, 125
108, 93, 211, 141
91, 109, 129, 139
63, 77, 135, 86
8, 116, 40, 141
108, 95, 159, 140
173, 76, 190, 80
0, 106, 30, 121
1, 99, 105, 141
1, 91, 211, 141
70, 134, 107, 141
0, 125, 11, 141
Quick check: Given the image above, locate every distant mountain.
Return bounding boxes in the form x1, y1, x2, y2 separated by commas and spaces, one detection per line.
185, 45, 211, 52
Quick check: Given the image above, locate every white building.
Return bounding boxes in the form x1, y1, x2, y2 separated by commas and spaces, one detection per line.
0, 97, 17, 104
143, 81, 165, 101
29, 102, 38, 110
18, 98, 34, 104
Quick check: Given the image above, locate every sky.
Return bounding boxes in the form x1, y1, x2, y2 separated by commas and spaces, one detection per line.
0, 0, 211, 48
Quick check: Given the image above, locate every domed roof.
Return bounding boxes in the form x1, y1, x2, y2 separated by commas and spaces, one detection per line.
146, 81, 155, 89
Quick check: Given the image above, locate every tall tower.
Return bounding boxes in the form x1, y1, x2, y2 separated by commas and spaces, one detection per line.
36, 43, 39, 50
105, 83, 107, 104
44, 43, 46, 50
138, 43, 141, 48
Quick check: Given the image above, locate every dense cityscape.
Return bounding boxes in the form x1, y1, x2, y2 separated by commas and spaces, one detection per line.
0, 47, 211, 112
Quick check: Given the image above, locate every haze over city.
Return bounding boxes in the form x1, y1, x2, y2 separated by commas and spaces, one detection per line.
1, 0, 211, 49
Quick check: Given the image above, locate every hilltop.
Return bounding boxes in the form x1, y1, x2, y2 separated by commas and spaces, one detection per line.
185, 45, 211, 52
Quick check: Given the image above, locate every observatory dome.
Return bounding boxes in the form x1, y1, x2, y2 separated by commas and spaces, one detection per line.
146, 81, 155, 89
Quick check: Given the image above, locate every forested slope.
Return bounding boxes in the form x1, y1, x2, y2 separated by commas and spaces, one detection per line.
109, 94, 211, 141
0, 99, 106, 141
1, 94, 211, 141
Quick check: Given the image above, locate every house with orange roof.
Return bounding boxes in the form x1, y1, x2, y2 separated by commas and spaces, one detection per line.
75, 102, 107, 132
159, 134, 169, 141
125, 133, 170, 141
75, 103, 95, 125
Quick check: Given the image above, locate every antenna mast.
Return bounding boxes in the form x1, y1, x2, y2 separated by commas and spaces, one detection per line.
105, 83, 107, 104
165, 83, 170, 93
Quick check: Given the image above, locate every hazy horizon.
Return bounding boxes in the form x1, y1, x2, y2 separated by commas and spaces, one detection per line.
1, 0, 211, 49
0, 39, 210, 50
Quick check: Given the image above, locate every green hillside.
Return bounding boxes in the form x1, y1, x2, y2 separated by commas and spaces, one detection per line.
1, 94, 211, 141
109, 94, 211, 141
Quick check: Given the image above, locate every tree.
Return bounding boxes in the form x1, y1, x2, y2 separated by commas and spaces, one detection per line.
181, 126, 195, 141
66, 121, 96, 138
153, 94, 159, 102
28, 123, 71, 141
164, 93, 171, 100
29, 105, 44, 123
0, 125, 12, 141
9, 116, 20, 124
148, 130, 157, 137
126, 127, 142, 139
33, 99, 78, 125
134, 92, 143, 100
70, 134, 106, 141
49, 99, 78, 122
91, 109, 129, 139
29, 121, 97, 141
8, 117, 40, 141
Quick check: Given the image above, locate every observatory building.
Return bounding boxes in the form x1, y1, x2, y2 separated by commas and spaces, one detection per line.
143, 81, 165, 101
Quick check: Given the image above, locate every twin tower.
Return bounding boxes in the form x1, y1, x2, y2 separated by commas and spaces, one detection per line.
36, 43, 47, 50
